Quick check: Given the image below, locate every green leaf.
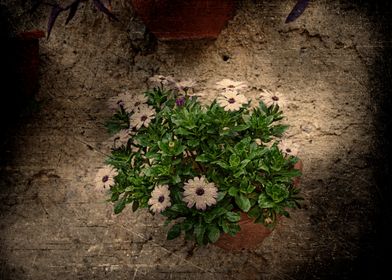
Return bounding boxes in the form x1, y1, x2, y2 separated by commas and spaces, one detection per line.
226, 212, 241, 222
194, 224, 206, 245
227, 223, 241, 236
181, 220, 193, 231
222, 221, 229, 234
228, 186, 238, 197
248, 206, 262, 219
167, 223, 182, 240
234, 169, 246, 178
175, 127, 193, 136
213, 160, 229, 169
232, 124, 250, 132
171, 174, 181, 184
216, 191, 227, 202
173, 145, 186, 156
207, 225, 221, 243
259, 100, 268, 112
114, 197, 126, 214
195, 154, 209, 162
229, 154, 241, 168
235, 194, 251, 212
105, 110, 130, 134
111, 192, 119, 202
271, 124, 288, 136
258, 193, 275, 208
240, 159, 251, 168
187, 139, 199, 147
265, 115, 274, 125
170, 204, 189, 213
158, 141, 169, 154
246, 184, 256, 193
266, 183, 289, 203
250, 147, 267, 159
259, 162, 270, 173
204, 207, 227, 223
240, 180, 249, 191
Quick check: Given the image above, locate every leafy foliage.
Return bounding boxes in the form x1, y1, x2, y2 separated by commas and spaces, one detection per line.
285, 0, 310, 23
105, 86, 302, 245
40, 0, 118, 38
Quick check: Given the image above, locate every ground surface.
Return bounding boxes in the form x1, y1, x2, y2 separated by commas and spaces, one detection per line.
1, 0, 391, 279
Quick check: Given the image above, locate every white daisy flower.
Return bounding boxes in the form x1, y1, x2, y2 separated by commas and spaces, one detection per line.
174, 79, 197, 93
148, 185, 172, 213
259, 89, 287, 108
182, 176, 218, 210
131, 144, 140, 153
215, 79, 248, 92
110, 129, 132, 149
193, 89, 214, 97
278, 139, 300, 157
129, 105, 156, 130
122, 94, 148, 113
149, 75, 176, 88
217, 91, 248, 111
183, 150, 197, 158
107, 92, 133, 110
192, 89, 217, 105
95, 165, 118, 192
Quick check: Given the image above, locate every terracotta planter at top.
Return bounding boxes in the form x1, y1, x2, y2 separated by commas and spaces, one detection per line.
130, 0, 236, 40
214, 160, 303, 251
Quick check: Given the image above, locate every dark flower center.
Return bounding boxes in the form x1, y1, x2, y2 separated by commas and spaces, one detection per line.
196, 188, 205, 196
272, 96, 279, 101
228, 98, 236, 104
141, 115, 148, 121
158, 195, 165, 203
286, 148, 292, 153
176, 97, 186, 107
135, 101, 140, 106
102, 175, 109, 183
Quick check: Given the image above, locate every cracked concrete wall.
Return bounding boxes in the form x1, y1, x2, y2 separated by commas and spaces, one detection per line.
1, 0, 390, 279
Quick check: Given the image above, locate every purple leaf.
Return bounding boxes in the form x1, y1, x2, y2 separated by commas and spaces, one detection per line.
285, 0, 309, 23
47, 4, 64, 39
93, 0, 118, 21
65, 0, 81, 25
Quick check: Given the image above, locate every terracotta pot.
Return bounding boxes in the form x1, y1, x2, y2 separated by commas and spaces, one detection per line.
214, 160, 303, 251
11, 30, 45, 98
130, 0, 236, 40
214, 212, 273, 251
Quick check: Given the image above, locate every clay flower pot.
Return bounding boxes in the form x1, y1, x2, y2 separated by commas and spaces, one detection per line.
214, 212, 273, 251
11, 30, 45, 98
130, 0, 236, 40
214, 160, 303, 251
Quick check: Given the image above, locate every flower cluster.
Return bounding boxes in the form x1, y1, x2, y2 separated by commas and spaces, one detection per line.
98, 76, 302, 245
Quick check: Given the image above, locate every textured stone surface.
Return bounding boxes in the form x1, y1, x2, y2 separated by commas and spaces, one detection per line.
1, 0, 391, 279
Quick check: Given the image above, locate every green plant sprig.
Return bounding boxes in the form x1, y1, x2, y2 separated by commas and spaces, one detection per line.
105, 87, 302, 245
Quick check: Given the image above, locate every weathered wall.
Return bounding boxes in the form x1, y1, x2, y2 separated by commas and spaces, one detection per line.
1, 0, 390, 279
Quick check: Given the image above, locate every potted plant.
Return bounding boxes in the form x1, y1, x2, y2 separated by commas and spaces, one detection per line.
41, 0, 309, 39
96, 76, 303, 250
